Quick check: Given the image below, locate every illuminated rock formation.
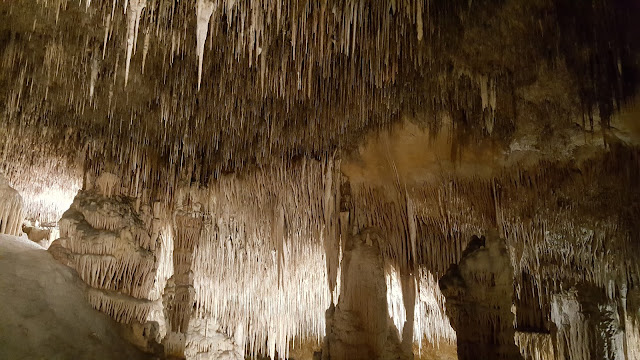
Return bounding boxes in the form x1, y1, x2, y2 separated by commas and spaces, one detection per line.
323, 229, 409, 360
50, 173, 160, 324
0, 174, 25, 236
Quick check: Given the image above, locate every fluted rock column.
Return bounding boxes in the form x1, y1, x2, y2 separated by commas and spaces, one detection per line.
162, 208, 203, 357
323, 228, 409, 360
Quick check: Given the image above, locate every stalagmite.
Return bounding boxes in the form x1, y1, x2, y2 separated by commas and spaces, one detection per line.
323, 229, 411, 360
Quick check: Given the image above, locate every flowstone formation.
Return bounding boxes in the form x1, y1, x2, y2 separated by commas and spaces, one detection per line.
49, 173, 161, 324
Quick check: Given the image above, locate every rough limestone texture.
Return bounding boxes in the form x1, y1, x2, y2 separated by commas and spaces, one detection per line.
323, 229, 410, 360
49, 173, 243, 359
0, 234, 149, 360
550, 287, 626, 360
47, 172, 164, 343
439, 235, 523, 360
50, 189, 158, 324
0, 174, 24, 236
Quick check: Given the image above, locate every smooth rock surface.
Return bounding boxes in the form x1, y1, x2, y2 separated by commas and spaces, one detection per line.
0, 234, 150, 360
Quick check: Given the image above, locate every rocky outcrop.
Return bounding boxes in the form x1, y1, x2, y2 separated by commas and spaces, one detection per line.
49, 174, 160, 324
439, 235, 523, 360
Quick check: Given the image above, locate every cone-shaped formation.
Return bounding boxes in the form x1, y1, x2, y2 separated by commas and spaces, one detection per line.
323, 229, 410, 360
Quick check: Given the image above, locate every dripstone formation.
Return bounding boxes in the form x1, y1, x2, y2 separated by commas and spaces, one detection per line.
0, 0, 639, 359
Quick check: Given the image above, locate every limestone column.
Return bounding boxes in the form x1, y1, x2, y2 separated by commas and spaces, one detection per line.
162, 208, 203, 357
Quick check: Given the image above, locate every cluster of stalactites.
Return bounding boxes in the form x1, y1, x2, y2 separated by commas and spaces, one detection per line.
350, 179, 493, 278
167, 149, 637, 359
343, 149, 640, 358
0, 122, 81, 225
514, 331, 555, 360
178, 157, 455, 359
0, 174, 25, 236
88, 287, 153, 323
1, 0, 636, 217
500, 150, 640, 305
348, 149, 640, 307
0, 0, 495, 200
51, 173, 169, 324
385, 265, 456, 353
182, 158, 332, 359
97, 0, 434, 93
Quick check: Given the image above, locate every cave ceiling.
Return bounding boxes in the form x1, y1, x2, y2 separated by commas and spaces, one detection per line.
1, 0, 638, 195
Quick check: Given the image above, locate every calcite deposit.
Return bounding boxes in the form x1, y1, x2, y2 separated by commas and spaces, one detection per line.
0, 0, 639, 359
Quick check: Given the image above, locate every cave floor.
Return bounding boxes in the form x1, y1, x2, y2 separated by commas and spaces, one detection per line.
0, 235, 150, 360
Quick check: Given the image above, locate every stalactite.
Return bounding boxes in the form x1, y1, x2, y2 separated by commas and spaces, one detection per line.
195, 0, 215, 91
186, 159, 333, 359
88, 288, 154, 323
514, 332, 555, 360
124, 0, 145, 86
